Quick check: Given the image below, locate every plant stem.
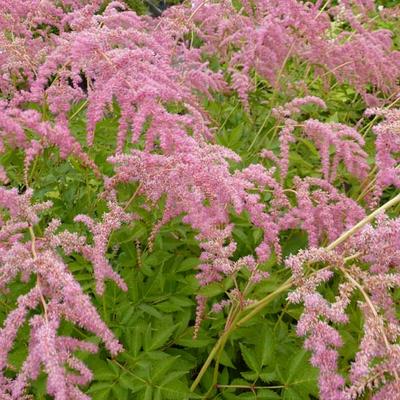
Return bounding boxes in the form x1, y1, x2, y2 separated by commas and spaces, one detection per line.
203, 303, 242, 398
190, 278, 292, 393
190, 330, 230, 392
203, 328, 233, 399
236, 278, 293, 327
70, 100, 88, 120
326, 192, 400, 251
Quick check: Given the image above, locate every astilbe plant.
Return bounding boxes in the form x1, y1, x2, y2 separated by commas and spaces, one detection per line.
286, 214, 400, 399
0, 188, 125, 399
263, 96, 370, 183
0, 101, 100, 183
0, 0, 399, 399
107, 145, 286, 290
364, 107, 400, 204
22, 2, 226, 151
0, 0, 102, 98
163, 0, 400, 106
163, 0, 330, 107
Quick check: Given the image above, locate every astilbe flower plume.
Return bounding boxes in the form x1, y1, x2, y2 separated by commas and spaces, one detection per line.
0, 188, 123, 399
286, 248, 350, 400
164, 0, 400, 106
262, 96, 325, 181
281, 177, 366, 247
0, 102, 100, 183
108, 142, 289, 332
364, 107, 400, 204
303, 119, 369, 183
53, 191, 137, 294
307, 6, 400, 105
263, 96, 370, 184
25, 2, 225, 152
0, 0, 102, 98
286, 215, 400, 400
108, 140, 287, 283
164, 0, 328, 107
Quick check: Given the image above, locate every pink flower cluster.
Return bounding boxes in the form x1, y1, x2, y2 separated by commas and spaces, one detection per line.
364, 108, 400, 204
0, 0, 102, 98
286, 215, 400, 400
0, 188, 123, 399
164, 0, 400, 106
0, 102, 100, 182
263, 96, 370, 183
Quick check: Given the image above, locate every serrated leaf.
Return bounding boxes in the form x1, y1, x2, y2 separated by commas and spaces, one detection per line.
161, 379, 192, 400
175, 335, 213, 348
197, 282, 224, 297
119, 373, 144, 392
111, 385, 129, 400
259, 370, 277, 383
256, 389, 281, 399
139, 304, 163, 319
151, 356, 179, 382
93, 364, 118, 381
177, 257, 199, 272
255, 325, 275, 367
240, 371, 258, 381
285, 350, 313, 384
87, 382, 113, 393
239, 343, 260, 374
146, 324, 176, 351
219, 349, 235, 368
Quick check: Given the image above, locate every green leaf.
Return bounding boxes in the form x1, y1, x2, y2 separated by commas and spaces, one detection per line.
278, 349, 319, 399
198, 282, 225, 297
177, 257, 199, 272
111, 385, 129, 400
160, 380, 192, 400
146, 324, 176, 351
119, 373, 144, 392
219, 349, 235, 368
139, 304, 163, 319
239, 343, 260, 374
144, 386, 153, 400
255, 389, 281, 399
255, 325, 275, 367
92, 363, 118, 381
175, 334, 214, 348
151, 356, 180, 382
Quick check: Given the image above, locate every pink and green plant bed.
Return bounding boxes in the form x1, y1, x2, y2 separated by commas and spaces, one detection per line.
0, 0, 399, 399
